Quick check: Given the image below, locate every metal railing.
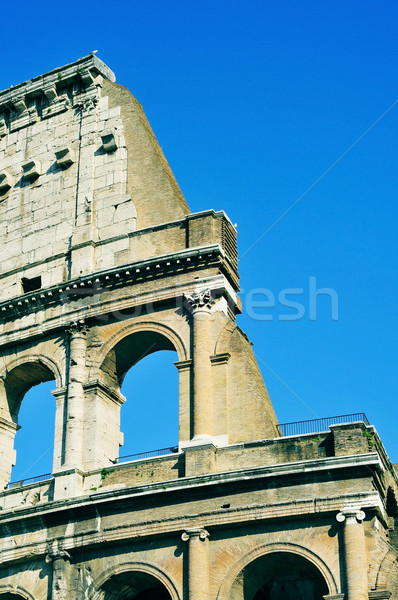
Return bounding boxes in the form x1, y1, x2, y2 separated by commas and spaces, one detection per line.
6, 472, 53, 490
114, 446, 178, 465
277, 413, 370, 437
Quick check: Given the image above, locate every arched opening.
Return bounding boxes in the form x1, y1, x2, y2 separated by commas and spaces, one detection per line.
386, 486, 398, 518
121, 351, 178, 455
100, 330, 180, 457
11, 380, 55, 483
0, 592, 32, 599
99, 570, 173, 600
1, 359, 57, 487
234, 551, 329, 600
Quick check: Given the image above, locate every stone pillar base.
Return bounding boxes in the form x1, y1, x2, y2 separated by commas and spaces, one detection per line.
184, 443, 217, 476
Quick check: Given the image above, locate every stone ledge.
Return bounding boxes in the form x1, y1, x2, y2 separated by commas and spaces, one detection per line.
0, 489, 384, 567
0, 452, 384, 526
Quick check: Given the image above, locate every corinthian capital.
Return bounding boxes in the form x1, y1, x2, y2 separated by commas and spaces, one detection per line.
66, 320, 89, 338
184, 289, 214, 313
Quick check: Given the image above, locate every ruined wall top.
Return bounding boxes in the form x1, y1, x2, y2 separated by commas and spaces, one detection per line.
0, 56, 240, 303
0, 53, 116, 107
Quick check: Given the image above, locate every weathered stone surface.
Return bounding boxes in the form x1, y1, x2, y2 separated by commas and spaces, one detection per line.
0, 55, 396, 599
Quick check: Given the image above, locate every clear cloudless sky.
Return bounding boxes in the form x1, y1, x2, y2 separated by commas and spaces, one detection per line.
3, 1, 398, 481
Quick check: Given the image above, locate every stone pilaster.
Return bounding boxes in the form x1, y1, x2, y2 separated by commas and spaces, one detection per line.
64, 321, 89, 470
82, 379, 125, 470
181, 527, 210, 600
175, 359, 193, 442
185, 289, 213, 441
52, 386, 67, 472
0, 417, 18, 489
210, 353, 230, 440
336, 508, 368, 600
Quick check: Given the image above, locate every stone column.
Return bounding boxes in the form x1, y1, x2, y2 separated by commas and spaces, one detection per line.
46, 549, 74, 600
185, 290, 213, 441
64, 321, 88, 469
336, 508, 368, 600
182, 527, 210, 600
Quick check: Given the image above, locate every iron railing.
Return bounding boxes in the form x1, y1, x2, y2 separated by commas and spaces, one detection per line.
277, 412, 370, 437
114, 446, 178, 465
6, 472, 53, 490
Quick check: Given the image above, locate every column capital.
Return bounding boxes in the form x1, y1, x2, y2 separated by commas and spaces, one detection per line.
66, 320, 89, 338
45, 549, 70, 563
336, 508, 366, 524
181, 527, 210, 542
184, 289, 214, 314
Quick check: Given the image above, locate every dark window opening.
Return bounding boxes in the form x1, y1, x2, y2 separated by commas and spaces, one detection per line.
22, 276, 42, 294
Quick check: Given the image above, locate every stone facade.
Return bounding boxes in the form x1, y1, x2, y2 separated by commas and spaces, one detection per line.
0, 54, 396, 599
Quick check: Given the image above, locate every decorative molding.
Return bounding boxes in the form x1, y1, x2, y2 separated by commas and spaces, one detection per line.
336, 508, 366, 523
0, 245, 225, 321
210, 353, 231, 365
43, 84, 57, 103
181, 527, 209, 541
42, 96, 71, 120
0, 55, 112, 133
12, 97, 27, 113
184, 288, 214, 313
66, 320, 89, 338
45, 549, 70, 563
83, 379, 126, 406
174, 359, 193, 372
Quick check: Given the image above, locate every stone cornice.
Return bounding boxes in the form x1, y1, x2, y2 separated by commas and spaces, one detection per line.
0, 244, 228, 322
0, 54, 114, 134
0, 453, 384, 525
0, 53, 114, 110
0, 487, 384, 566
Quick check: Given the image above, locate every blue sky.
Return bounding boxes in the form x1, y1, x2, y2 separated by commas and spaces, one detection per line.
4, 1, 398, 481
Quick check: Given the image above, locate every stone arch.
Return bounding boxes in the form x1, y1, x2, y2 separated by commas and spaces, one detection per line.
374, 546, 398, 591
89, 560, 181, 600
0, 354, 61, 488
1, 354, 62, 417
216, 542, 338, 600
0, 584, 37, 600
214, 320, 237, 356
99, 321, 187, 364
97, 320, 186, 391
